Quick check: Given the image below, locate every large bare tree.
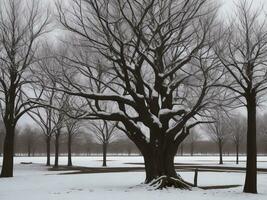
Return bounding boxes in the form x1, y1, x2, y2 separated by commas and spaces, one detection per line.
215, 1, 267, 193
55, 0, 222, 189
0, 0, 50, 177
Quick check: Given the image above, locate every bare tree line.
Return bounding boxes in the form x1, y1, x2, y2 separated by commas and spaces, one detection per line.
0, 0, 267, 194
8, 121, 267, 157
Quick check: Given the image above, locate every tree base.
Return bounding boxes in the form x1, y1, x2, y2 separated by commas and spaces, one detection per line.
149, 175, 192, 190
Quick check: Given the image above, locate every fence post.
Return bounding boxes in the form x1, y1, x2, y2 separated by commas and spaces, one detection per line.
194, 168, 198, 187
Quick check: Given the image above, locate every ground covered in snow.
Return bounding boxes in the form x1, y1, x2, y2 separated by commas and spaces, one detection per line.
0, 156, 267, 200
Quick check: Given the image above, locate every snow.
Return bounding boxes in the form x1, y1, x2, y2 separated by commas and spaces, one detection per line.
1, 156, 267, 169
151, 114, 163, 128
0, 156, 267, 200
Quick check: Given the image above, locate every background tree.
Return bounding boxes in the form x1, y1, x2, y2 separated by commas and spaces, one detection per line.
28, 83, 57, 166
56, 0, 221, 189
0, 0, 50, 177
205, 111, 230, 164
229, 115, 246, 164
215, 1, 267, 193
64, 97, 81, 167
88, 120, 117, 166
51, 94, 66, 168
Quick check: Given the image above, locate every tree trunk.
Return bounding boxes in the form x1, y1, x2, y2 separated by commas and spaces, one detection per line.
236, 143, 239, 165
27, 144, 31, 157
244, 96, 257, 193
0, 125, 15, 177
67, 133, 72, 167
46, 136, 51, 166
142, 143, 192, 189
54, 133, 60, 168
102, 142, 107, 167
218, 140, 223, 165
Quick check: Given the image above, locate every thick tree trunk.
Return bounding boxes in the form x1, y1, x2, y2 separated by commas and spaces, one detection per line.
244, 97, 257, 193
1, 125, 15, 177
54, 133, 60, 168
46, 136, 51, 166
218, 140, 223, 165
236, 143, 239, 165
142, 144, 192, 189
67, 134, 72, 167
102, 142, 107, 167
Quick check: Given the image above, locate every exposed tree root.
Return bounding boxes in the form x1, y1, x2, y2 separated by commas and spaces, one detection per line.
149, 175, 192, 190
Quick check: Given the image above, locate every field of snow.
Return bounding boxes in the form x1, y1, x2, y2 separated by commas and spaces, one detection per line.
0, 156, 267, 200
2, 155, 267, 169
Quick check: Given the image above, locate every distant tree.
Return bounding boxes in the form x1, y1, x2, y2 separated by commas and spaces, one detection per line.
28, 84, 58, 166
63, 97, 81, 167
205, 111, 230, 164
51, 95, 66, 168
229, 115, 246, 164
0, 0, 50, 177
88, 120, 117, 166
29, 44, 69, 167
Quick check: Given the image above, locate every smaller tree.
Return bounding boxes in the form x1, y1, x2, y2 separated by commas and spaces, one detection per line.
63, 97, 81, 167
28, 85, 58, 166
229, 115, 246, 164
52, 95, 66, 168
205, 111, 230, 164
88, 120, 117, 166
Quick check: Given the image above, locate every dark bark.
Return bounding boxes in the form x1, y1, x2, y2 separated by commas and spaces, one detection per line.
0, 125, 15, 177
218, 140, 223, 165
244, 96, 257, 193
141, 142, 192, 189
67, 134, 72, 167
102, 142, 107, 167
54, 132, 60, 168
46, 136, 51, 166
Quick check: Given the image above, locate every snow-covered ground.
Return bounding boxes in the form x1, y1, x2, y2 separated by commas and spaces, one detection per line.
2, 155, 267, 169
0, 156, 267, 200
